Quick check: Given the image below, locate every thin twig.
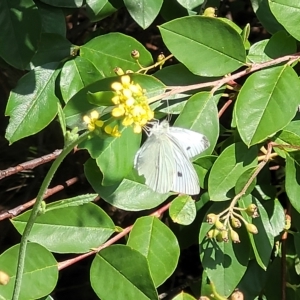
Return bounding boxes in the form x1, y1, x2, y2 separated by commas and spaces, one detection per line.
0, 149, 62, 180
0, 176, 81, 220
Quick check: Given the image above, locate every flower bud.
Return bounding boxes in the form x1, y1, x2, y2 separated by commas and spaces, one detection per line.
0, 271, 10, 285
246, 223, 258, 234
131, 50, 140, 59
222, 230, 229, 242
230, 230, 240, 243
206, 213, 218, 225
114, 67, 125, 76
216, 232, 223, 242
157, 53, 165, 62
285, 215, 291, 230
203, 7, 216, 17
229, 289, 244, 300
215, 219, 226, 231
125, 70, 134, 74
207, 229, 219, 239
231, 217, 241, 228
246, 204, 257, 213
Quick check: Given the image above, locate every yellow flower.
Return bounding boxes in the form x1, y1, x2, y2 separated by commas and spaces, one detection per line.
83, 110, 104, 131
110, 75, 154, 133
104, 125, 121, 137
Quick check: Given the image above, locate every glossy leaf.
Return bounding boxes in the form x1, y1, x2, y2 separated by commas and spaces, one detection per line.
60, 56, 104, 103
80, 33, 153, 77
0, 0, 42, 69
90, 245, 157, 300
124, 0, 163, 29
174, 91, 220, 155
269, 0, 300, 41
177, 0, 204, 10
235, 167, 257, 196
5, 62, 59, 144
172, 291, 196, 300
11, 203, 115, 253
199, 203, 250, 297
250, 0, 284, 34
45, 194, 98, 211
80, 125, 141, 185
29, 33, 72, 69
40, 0, 83, 7
36, 2, 66, 36
85, 158, 169, 211
169, 195, 196, 225
159, 16, 246, 76
285, 155, 300, 213
247, 31, 296, 63
235, 65, 300, 146
208, 142, 258, 201
127, 216, 180, 286
0, 243, 58, 300
86, 0, 122, 21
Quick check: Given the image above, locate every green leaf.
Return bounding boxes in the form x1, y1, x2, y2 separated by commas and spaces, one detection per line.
127, 216, 180, 287
235, 166, 257, 196
80, 33, 153, 77
5, 62, 59, 144
29, 33, 72, 69
87, 91, 116, 106
247, 31, 296, 63
208, 142, 258, 201
251, 0, 284, 34
0, 243, 58, 300
80, 125, 141, 185
36, 2, 66, 36
86, 0, 122, 22
0, 0, 42, 69
85, 158, 169, 211
60, 56, 105, 103
285, 155, 300, 213
169, 195, 196, 225
159, 16, 246, 76
90, 245, 158, 300
124, 0, 163, 29
269, 0, 300, 41
11, 203, 115, 253
177, 0, 204, 10
199, 203, 250, 297
39, 0, 83, 8
172, 291, 196, 300
174, 91, 220, 155
45, 194, 98, 211
194, 155, 217, 189
237, 259, 268, 300
235, 65, 300, 146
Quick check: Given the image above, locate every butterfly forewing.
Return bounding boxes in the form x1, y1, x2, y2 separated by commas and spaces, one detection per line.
168, 127, 210, 158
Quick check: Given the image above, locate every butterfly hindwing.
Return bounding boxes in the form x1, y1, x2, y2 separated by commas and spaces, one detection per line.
163, 132, 200, 195
168, 127, 210, 158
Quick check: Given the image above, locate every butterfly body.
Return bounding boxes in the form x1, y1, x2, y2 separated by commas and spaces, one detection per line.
134, 120, 209, 195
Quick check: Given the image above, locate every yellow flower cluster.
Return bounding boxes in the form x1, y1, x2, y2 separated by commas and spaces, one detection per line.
83, 110, 121, 137
111, 75, 154, 133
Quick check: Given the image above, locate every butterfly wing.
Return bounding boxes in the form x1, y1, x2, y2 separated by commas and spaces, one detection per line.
168, 127, 210, 158
134, 134, 175, 194
170, 139, 200, 195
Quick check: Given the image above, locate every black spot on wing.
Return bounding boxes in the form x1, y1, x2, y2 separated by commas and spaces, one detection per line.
177, 171, 182, 177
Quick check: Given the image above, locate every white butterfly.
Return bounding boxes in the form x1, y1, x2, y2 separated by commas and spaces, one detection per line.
134, 120, 210, 195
